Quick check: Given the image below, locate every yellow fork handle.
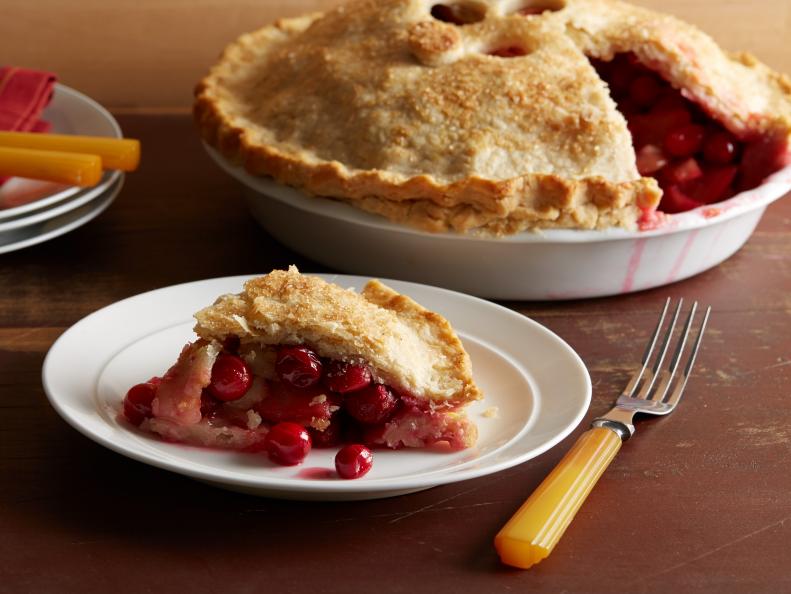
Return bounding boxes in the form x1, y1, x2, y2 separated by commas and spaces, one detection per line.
495, 427, 622, 569
0, 132, 140, 171
0, 146, 102, 187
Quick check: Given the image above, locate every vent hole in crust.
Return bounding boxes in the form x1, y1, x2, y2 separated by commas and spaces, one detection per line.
487, 45, 530, 58
430, 2, 487, 25
511, 0, 566, 16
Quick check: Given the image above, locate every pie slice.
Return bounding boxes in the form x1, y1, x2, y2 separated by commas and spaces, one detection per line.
122, 267, 481, 461
194, 0, 791, 234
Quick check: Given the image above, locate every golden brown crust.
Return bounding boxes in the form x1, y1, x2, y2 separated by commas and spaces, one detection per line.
194, 267, 482, 406
194, 0, 791, 234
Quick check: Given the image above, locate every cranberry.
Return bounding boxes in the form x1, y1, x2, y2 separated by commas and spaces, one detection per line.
208, 353, 252, 401
345, 384, 399, 425
629, 108, 691, 148
636, 144, 668, 175
629, 75, 661, 107
739, 136, 791, 190
324, 361, 372, 394
264, 422, 312, 466
690, 166, 738, 204
660, 185, 703, 214
276, 346, 323, 388
703, 131, 738, 165
335, 445, 374, 479
664, 124, 705, 158
662, 157, 703, 186
123, 382, 158, 425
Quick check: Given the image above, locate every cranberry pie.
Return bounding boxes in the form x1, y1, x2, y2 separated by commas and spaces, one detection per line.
195, 0, 791, 234
122, 267, 481, 458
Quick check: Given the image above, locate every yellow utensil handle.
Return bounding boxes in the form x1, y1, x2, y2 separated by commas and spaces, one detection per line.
495, 427, 622, 569
0, 146, 102, 187
0, 132, 140, 171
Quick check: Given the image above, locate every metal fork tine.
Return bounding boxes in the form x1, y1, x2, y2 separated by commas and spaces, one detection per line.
666, 305, 711, 407
637, 299, 683, 398
622, 298, 671, 397
651, 301, 698, 403
667, 302, 698, 378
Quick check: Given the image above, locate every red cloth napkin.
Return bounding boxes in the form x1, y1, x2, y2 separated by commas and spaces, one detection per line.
0, 66, 57, 133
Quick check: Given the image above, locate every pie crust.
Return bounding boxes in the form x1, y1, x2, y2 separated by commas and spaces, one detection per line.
194, 0, 791, 234
194, 266, 481, 406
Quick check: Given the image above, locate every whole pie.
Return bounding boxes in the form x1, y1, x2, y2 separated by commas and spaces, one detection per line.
194, 0, 791, 234
122, 267, 481, 459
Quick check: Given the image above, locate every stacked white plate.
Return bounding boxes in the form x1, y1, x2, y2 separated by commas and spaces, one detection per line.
0, 85, 124, 254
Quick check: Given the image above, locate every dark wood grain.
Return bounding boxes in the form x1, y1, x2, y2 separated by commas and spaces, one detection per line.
1, 115, 790, 594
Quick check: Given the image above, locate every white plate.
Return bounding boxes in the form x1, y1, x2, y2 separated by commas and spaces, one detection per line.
0, 84, 121, 220
0, 175, 123, 254
205, 145, 791, 300
0, 171, 115, 232
43, 274, 591, 500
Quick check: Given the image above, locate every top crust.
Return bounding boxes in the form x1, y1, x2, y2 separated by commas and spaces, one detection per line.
194, 267, 482, 406
194, 0, 791, 234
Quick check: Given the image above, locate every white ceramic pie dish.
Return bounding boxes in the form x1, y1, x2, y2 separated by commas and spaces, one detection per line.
205, 145, 791, 300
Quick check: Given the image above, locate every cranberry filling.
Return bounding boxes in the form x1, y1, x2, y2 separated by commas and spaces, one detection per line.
591, 53, 790, 215
125, 341, 464, 477
309, 413, 345, 448
257, 381, 340, 426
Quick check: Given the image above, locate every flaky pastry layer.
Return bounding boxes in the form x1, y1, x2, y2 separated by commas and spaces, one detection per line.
194, 266, 481, 406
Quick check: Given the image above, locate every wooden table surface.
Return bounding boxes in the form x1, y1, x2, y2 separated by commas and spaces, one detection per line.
2, 115, 790, 594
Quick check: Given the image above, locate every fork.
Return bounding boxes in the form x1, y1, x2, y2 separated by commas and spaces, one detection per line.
495, 299, 711, 569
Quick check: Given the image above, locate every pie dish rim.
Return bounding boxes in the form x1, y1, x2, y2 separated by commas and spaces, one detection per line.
206, 143, 791, 243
